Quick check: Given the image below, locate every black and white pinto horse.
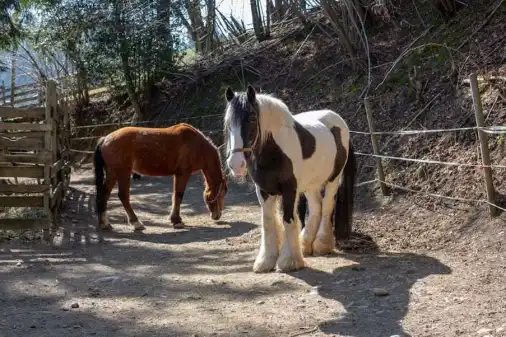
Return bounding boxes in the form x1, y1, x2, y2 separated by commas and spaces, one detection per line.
223, 86, 356, 273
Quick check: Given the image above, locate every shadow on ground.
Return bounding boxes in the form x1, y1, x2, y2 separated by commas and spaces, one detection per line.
290, 252, 452, 337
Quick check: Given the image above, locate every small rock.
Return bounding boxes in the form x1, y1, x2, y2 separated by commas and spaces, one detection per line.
141, 291, 148, 297
373, 288, 389, 296
30, 324, 36, 329
497, 324, 506, 333
70, 303, 79, 309
477, 328, 493, 335
95, 276, 121, 284
16, 262, 22, 267
72, 325, 82, 329
351, 266, 366, 272
309, 286, 321, 295
257, 300, 265, 305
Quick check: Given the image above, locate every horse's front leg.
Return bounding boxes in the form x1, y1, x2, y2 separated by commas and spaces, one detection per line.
276, 188, 306, 272
253, 186, 282, 273
170, 173, 190, 229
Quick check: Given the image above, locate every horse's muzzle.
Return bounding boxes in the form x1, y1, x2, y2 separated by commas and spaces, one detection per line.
211, 210, 222, 220
227, 153, 247, 177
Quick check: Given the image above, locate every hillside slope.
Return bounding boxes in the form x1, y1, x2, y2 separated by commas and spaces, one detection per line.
79, 0, 506, 255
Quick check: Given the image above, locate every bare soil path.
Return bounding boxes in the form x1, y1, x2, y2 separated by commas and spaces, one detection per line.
1, 167, 505, 337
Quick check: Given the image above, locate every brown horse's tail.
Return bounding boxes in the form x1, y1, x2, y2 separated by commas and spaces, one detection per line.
94, 137, 106, 215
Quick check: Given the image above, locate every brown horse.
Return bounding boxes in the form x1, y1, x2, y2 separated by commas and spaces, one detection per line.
93, 123, 228, 231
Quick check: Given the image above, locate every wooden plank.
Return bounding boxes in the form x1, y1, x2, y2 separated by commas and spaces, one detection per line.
0, 184, 50, 193
14, 81, 37, 90
14, 88, 39, 98
0, 137, 44, 150
0, 122, 51, 131
0, 195, 44, 207
0, 152, 52, 164
0, 131, 46, 138
0, 218, 48, 230
15, 95, 39, 105
0, 107, 45, 119
50, 182, 62, 208
0, 166, 44, 178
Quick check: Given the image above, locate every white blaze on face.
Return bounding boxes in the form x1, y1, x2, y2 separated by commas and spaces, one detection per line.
226, 123, 247, 177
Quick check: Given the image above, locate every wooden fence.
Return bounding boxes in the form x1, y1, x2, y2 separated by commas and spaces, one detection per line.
0, 81, 44, 108
0, 80, 71, 240
0, 78, 107, 108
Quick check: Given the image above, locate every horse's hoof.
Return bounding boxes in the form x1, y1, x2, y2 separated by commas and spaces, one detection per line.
98, 223, 113, 231
253, 255, 277, 273
312, 238, 334, 256
275, 254, 307, 273
131, 220, 145, 231
173, 222, 185, 229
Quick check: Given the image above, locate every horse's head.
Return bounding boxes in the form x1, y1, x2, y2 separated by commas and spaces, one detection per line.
223, 85, 260, 177
204, 177, 228, 220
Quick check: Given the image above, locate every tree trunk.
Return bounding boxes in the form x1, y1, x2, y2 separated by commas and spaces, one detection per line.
274, 0, 284, 22
320, 0, 358, 68
250, 0, 266, 41
113, 1, 142, 120
157, 0, 173, 67
205, 0, 216, 52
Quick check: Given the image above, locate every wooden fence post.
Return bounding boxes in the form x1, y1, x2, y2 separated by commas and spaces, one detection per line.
43, 80, 56, 241
0, 81, 5, 106
470, 73, 497, 216
10, 54, 16, 107
364, 97, 390, 196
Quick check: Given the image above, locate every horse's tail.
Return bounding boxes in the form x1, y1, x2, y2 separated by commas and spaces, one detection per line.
333, 140, 356, 241
94, 137, 106, 215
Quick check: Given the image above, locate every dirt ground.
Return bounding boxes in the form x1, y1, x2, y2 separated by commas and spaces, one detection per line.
1, 166, 506, 337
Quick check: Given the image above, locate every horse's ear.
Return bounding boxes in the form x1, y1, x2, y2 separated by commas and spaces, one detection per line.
246, 85, 256, 102
225, 87, 235, 102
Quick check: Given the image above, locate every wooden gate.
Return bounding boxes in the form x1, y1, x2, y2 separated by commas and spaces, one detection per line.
0, 80, 71, 241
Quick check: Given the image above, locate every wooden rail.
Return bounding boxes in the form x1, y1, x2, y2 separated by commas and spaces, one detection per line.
1, 78, 108, 109
0, 79, 72, 241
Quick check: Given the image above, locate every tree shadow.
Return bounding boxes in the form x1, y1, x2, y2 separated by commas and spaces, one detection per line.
0, 242, 289, 337
102, 220, 257, 245
289, 252, 452, 337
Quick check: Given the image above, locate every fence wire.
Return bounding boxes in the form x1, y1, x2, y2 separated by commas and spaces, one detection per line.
379, 179, 506, 214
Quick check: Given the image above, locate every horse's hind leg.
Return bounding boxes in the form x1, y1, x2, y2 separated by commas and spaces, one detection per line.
117, 172, 145, 231
299, 190, 323, 256
98, 169, 117, 231
169, 173, 190, 228
312, 179, 340, 256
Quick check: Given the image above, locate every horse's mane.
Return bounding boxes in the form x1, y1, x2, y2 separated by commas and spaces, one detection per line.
255, 93, 294, 145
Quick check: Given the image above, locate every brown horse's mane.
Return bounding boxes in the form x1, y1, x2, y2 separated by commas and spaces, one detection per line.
179, 122, 221, 160
178, 123, 226, 201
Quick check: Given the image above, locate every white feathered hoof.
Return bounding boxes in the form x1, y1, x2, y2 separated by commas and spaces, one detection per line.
275, 253, 307, 273
253, 252, 278, 273
312, 237, 334, 256
130, 220, 146, 231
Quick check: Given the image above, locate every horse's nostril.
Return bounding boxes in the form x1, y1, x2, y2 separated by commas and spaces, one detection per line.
240, 161, 246, 168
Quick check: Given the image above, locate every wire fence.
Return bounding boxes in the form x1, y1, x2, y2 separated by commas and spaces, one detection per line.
67, 73, 505, 215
